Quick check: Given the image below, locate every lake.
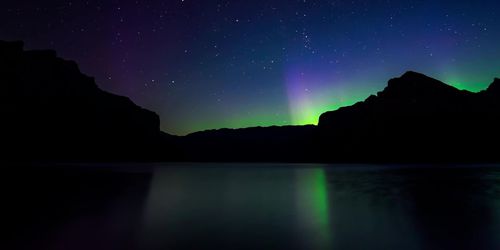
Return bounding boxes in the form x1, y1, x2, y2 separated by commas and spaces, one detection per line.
4, 164, 500, 250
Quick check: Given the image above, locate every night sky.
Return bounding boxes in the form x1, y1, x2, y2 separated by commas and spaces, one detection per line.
2, 0, 499, 135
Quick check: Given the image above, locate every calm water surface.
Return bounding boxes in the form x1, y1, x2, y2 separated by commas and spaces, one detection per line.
5, 164, 500, 250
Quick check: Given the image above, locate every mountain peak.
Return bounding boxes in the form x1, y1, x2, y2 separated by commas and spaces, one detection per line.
487, 78, 500, 94
381, 71, 458, 99
400, 71, 428, 79
395, 71, 443, 83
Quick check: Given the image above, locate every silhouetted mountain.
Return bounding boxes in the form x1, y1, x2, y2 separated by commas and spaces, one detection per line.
317, 71, 500, 162
2, 40, 499, 163
182, 125, 317, 162
486, 78, 500, 93
184, 71, 500, 163
0, 41, 175, 161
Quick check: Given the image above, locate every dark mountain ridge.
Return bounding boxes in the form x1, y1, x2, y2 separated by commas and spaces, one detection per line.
183, 125, 317, 162
316, 71, 500, 162
1, 40, 499, 163
0, 41, 175, 161
184, 71, 500, 162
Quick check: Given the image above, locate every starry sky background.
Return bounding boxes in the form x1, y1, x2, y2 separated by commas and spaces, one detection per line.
1, 0, 500, 135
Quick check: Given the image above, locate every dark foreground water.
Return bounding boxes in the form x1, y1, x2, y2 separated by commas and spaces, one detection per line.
3, 164, 500, 250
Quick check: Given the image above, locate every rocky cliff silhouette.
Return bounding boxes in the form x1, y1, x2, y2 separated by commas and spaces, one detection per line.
0, 41, 175, 161
183, 125, 317, 162
183, 71, 500, 163
2, 40, 499, 162
316, 71, 500, 162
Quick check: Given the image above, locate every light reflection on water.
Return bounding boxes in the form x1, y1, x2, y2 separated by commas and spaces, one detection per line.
139, 167, 333, 249
136, 165, 500, 250
6, 164, 500, 250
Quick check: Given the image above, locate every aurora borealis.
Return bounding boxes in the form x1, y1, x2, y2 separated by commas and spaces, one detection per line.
2, 0, 500, 135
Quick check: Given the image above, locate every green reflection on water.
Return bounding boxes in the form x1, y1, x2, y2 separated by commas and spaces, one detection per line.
313, 168, 330, 226
296, 168, 332, 248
